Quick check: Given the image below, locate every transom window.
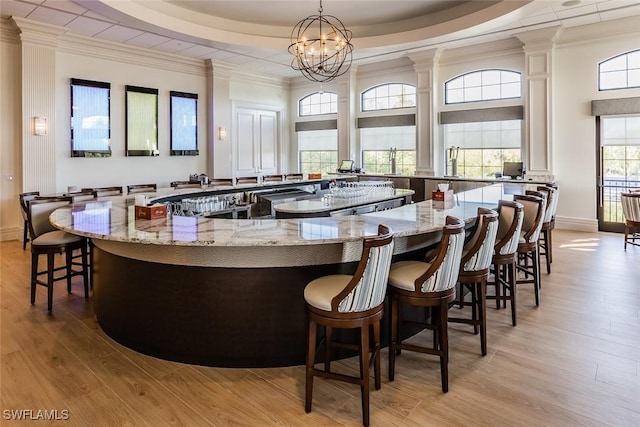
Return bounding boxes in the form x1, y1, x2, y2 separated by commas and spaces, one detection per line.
299, 92, 338, 116
445, 70, 521, 104
599, 50, 640, 91
362, 83, 416, 111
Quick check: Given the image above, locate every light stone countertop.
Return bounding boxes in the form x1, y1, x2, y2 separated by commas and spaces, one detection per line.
274, 189, 414, 214
50, 184, 521, 248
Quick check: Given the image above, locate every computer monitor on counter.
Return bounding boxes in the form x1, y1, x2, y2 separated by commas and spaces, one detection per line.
503, 162, 524, 179
338, 160, 355, 173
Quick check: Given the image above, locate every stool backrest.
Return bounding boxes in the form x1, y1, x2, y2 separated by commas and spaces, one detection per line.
621, 192, 640, 222
332, 224, 394, 313
19, 191, 40, 222
263, 174, 284, 182
27, 196, 73, 239
495, 200, 524, 256
414, 216, 465, 293
69, 190, 96, 202
514, 193, 546, 244
84, 186, 123, 197
285, 173, 304, 181
536, 186, 557, 223
127, 184, 157, 194
462, 208, 499, 272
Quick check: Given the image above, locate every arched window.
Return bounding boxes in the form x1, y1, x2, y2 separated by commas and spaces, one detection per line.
299, 92, 338, 116
445, 69, 521, 104
599, 50, 640, 90
362, 83, 416, 112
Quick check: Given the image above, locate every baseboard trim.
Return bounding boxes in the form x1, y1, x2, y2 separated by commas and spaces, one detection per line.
0, 227, 22, 242
555, 216, 598, 233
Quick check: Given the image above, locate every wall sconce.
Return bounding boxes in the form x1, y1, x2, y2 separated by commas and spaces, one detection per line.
33, 117, 47, 136
218, 126, 227, 141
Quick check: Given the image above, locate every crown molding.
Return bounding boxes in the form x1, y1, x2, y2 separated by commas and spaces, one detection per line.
439, 38, 524, 66
557, 15, 640, 48
226, 66, 286, 88
0, 18, 19, 44
10, 16, 68, 48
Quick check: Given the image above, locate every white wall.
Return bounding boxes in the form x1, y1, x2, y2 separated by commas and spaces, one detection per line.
554, 26, 640, 229
54, 49, 207, 191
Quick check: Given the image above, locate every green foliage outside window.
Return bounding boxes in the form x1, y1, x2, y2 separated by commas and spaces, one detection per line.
362, 150, 416, 175
300, 151, 338, 175
456, 148, 521, 178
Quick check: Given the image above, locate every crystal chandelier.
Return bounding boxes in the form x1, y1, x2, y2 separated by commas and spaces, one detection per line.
288, 0, 354, 82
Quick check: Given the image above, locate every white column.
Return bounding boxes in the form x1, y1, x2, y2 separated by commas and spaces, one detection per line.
336, 66, 358, 167
516, 26, 562, 181
207, 60, 233, 179
12, 18, 66, 194
408, 49, 441, 176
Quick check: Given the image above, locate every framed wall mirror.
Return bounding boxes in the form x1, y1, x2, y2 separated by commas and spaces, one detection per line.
170, 91, 198, 156
126, 85, 159, 156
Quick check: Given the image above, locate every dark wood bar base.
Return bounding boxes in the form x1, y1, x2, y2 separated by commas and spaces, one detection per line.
92, 245, 429, 368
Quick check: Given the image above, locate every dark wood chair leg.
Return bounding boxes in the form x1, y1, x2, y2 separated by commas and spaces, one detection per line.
533, 249, 540, 307
305, 318, 317, 413
30, 252, 38, 304
324, 326, 332, 373
23, 220, 28, 250
509, 261, 517, 326
360, 323, 370, 427
81, 244, 89, 299
47, 253, 55, 312
438, 303, 449, 393
479, 280, 487, 356
388, 296, 398, 382
66, 250, 73, 294
373, 321, 381, 390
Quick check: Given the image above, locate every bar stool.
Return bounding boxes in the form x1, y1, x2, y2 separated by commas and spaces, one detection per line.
513, 193, 546, 307
536, 186, 558, 274
236, 176, 259, 185
449, 208, 499, 356
127, 183, 157, 194
27, 196, 89, 312
621, 192, 640, 250
304, 224, 394, 427
285, 173, 304, 181
19, 191, 40, 250
83, 186, 123, 197
387, 216, 465, 393
171, 181, 201, 189
489, 200, 524, 326
262, 174, 284, 182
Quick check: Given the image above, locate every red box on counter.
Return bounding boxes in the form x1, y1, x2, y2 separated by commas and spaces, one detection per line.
432, 190, 454, 201
308, 173, 322, 179
135, 204, 167, 220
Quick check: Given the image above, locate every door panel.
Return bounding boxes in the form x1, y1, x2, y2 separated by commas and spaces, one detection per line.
236, 110, 256, 174
259, 113, 277, 173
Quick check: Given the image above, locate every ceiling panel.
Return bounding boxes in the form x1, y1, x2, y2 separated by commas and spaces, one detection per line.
96, 25, 144, 43
0, 0, 38, 17
65, 16, 113, 36
26, 6, 76, 26
125, 32, 172, 49
42, 0, 87, 15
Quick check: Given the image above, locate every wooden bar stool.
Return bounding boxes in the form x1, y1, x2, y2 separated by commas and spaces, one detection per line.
127, 183, 157, 194
304, 224, 394, 426
449, 208, 499, 356
27, 196, 89, 312
514, 193, 546, 307
489, 200, 524, 326
536, 186, 558, 274
621, 192, 640, 250
387, 216, 465, 393
83, 186, 123, 197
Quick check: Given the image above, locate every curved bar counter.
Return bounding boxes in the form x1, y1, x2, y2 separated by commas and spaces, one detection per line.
50, 182, 521, 367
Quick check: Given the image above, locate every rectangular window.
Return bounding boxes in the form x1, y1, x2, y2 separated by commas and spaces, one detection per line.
298, 129, 338, 174
170, 91, 198, 156
443, 120, 522, 178
360, 126, 416, 175
126, 85, 159, 156
70, 79, 111, 157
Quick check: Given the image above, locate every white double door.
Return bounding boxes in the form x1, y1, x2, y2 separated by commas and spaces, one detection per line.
235, 107, 278, 177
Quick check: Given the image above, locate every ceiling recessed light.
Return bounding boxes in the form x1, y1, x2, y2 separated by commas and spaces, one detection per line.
562, 0, 582, 7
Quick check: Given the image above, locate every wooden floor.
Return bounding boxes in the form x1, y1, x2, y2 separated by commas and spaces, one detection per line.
1, 230, 639, 426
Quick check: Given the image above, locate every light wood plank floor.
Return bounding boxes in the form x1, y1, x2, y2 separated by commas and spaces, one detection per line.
1, 230, 639, 426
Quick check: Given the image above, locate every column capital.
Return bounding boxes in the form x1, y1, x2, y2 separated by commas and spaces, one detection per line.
408, 48, 442, 71
515, 26, 563, 52
11, 17, 67, 48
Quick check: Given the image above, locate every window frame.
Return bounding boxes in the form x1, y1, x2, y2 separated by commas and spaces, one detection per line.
598, 49, 640, 91
361, 83, 416, 112
70, 78, 111, 158
444, 69, 522, 105
298, 92, 338, 117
